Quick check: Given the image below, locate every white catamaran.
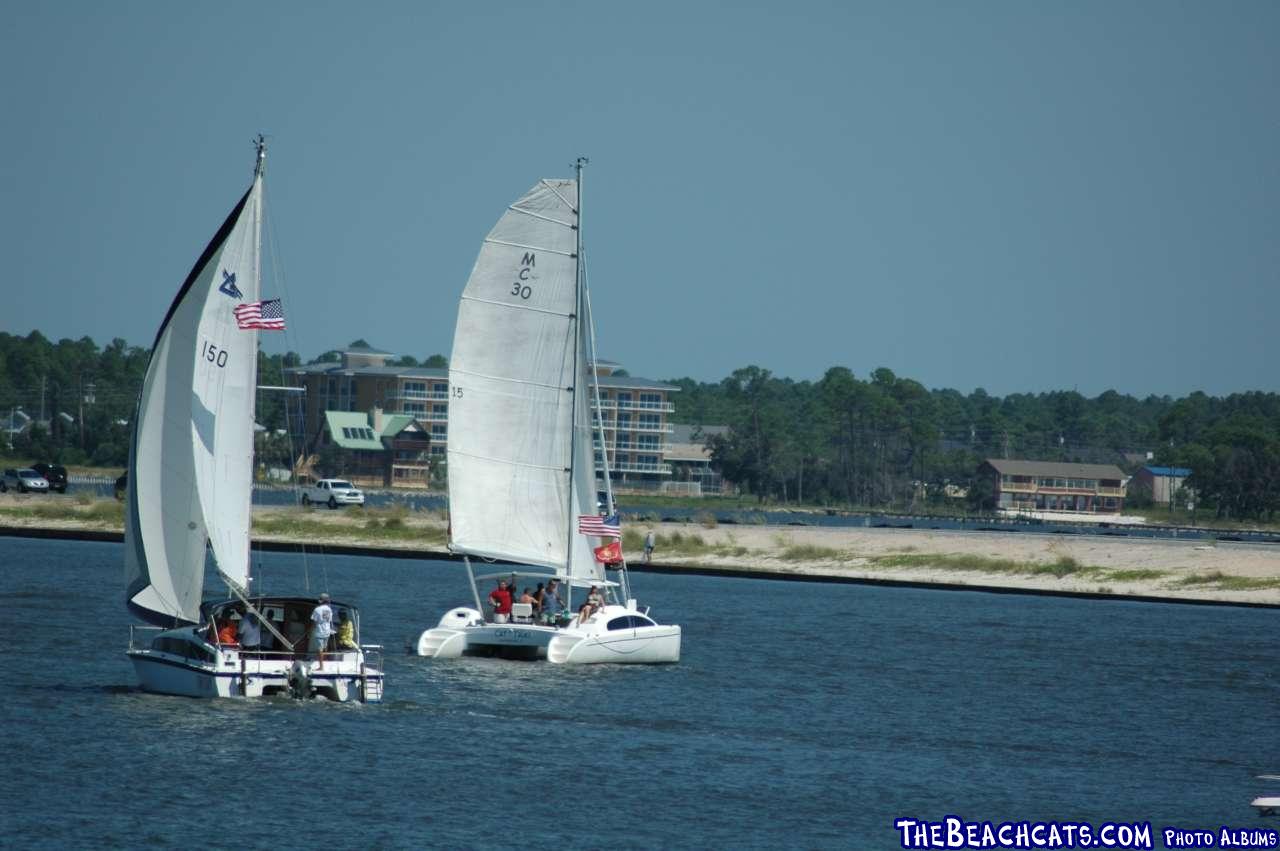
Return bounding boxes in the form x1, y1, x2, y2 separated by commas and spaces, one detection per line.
124, 138, 384, 701
415, 160, 681, 664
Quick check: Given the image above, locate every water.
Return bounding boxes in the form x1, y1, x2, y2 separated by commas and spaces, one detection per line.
2, 536, 1278, 849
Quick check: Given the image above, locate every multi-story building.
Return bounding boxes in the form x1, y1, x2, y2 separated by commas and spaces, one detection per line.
287, 347, 677, 489
665, 424, 731, 495
978, 458, 1128, 514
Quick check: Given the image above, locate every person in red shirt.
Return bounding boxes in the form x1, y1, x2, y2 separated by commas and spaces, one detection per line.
488, 579, 513, 623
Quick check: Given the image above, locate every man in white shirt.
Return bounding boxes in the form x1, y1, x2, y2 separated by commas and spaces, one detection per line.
238, 609, 262, 652
310, 593, 334, 670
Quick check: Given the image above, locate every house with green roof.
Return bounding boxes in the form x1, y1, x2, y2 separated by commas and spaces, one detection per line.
304, 407, 432, 488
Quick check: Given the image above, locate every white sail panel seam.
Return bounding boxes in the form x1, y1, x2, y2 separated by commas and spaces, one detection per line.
459, 294, 574, 319
482, 237, 575, 257
450, 366, 570, 392
448, 448, 566, 472
537, 179, 577, 211
506, 206, 575, 229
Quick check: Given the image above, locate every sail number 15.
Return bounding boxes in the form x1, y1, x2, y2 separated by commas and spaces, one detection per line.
202, 341, 229, 368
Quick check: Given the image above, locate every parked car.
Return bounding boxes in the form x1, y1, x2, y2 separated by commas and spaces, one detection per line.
301, 479, 365, 508
32, 462, 68, 493
1, 468, 50, 493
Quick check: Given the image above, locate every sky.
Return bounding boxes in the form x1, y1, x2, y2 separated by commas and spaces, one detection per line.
2, 1, 1277, 398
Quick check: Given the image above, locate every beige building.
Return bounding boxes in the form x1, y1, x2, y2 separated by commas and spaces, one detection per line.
287, 348, 677, 490
979, 458, 1128, 514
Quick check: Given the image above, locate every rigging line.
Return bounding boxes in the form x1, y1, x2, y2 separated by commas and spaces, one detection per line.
262, 166, 314, 587
538, 179, 577, 212
482, 237, 575, 257
506, 205, 575, 229
447, 447, 567, 472
450, 366, 574, 394
460, 293, 574, 319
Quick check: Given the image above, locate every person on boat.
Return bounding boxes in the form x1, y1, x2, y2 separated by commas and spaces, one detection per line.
519, 587, 538, 609
540, 578, 563, 624
577, 585, 605, 625
488, 579, 512, 624
336, 610, 358, 650
310, 593, 335, 670
214, 613, 239, 647
532, 582, 545, 613
237, 608, 262, 652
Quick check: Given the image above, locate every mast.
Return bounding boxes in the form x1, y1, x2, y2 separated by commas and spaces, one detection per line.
223, 135, 267, 596
562, 157, 587, 614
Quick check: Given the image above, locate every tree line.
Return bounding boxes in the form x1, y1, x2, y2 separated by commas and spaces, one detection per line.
3, 331, 1276, 520
0, 332, 443, 473
667, 366, 1280, 521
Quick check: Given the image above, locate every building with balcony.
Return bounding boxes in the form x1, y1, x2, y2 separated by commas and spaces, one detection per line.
979, 458, 1128, 514
287, 348, 677, 490
664, 424, 732, 496
301, 408, 432, 488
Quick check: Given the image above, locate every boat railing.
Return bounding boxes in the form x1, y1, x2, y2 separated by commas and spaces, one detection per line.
128, 624, 164, 651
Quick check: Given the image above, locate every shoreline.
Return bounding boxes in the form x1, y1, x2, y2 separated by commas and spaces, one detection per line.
5, 509, 1279, 609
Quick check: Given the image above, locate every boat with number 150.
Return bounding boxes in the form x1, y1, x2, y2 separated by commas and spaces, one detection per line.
123, 137, 383, 701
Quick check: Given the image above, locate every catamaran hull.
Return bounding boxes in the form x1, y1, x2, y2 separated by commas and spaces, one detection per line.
415, 607, 680, 664
547, 625, 681, 664
128, 651, 384, 702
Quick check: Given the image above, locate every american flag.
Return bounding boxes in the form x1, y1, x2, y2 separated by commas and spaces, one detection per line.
234, 299, 286, 330
578, 513, 620, 537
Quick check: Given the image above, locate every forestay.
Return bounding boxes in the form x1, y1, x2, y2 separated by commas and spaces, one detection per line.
448, 179, 602, 582
124, 175, 262, 626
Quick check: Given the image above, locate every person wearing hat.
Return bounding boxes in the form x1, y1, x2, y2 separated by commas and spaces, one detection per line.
310, 593, 335, 670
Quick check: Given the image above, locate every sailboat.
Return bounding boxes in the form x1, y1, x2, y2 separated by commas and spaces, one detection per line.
124, 137, 384, 701
414, 159, 681, 664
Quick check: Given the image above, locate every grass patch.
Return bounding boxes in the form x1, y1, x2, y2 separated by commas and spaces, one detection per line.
251, 513, 446, 546
868, 552, 1099, 579
658, 531, 711, 556
1174, 571, 1280, 591
0, 499, 124, 525
1106, 568, 1169, 582
778, 544, 843, 561
694, 510, 718, 529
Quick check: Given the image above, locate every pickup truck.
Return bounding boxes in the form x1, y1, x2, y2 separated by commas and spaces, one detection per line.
301, 479, 365, 508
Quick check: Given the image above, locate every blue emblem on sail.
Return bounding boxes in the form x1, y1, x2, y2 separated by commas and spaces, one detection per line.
219, 270, 243, 299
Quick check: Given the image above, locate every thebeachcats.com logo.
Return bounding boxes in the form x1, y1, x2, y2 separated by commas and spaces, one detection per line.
894, 815, 1280, 849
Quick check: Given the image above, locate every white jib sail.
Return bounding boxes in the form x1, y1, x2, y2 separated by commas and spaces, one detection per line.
448, 178, 602, 582
124, 176, 261, 625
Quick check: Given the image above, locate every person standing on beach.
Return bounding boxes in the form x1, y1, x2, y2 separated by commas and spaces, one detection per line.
644, 530, 656, 563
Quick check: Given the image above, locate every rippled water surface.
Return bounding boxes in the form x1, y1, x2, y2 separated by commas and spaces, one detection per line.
2, 536, 1277, 849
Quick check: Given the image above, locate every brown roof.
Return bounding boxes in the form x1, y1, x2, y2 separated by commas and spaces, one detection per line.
984, 459, 1126, 480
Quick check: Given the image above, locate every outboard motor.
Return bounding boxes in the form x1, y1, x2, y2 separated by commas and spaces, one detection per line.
287, 660, 312, 699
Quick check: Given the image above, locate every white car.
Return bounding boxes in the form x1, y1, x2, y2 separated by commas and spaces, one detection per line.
301, 479, 365, 508
1, 468, 50, 493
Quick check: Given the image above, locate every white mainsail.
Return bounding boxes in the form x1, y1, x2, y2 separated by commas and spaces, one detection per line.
447, 178, 602, 583
124, 171, 262, 626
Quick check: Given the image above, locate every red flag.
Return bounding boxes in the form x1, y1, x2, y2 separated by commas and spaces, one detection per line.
593, 540, 622, 564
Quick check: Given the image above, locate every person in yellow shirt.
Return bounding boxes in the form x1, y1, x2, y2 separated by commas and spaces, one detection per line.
336, 609, 358, 650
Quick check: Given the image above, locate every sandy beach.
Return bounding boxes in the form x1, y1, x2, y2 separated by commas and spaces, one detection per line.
3, 494, 1278, 605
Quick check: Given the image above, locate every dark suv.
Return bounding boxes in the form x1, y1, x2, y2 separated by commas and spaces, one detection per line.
32, 463, 68, 493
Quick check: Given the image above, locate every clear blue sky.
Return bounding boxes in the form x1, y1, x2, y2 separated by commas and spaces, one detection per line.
3, 1, 1277, 398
